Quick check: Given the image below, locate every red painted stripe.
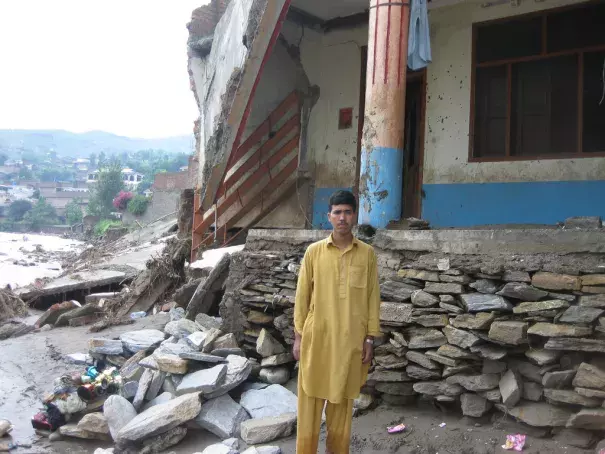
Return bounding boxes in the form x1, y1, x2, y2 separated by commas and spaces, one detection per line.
372, 0, 379, 85
217, 0, 293, 202
398, 4, 404, 85
385, 2, 391, 84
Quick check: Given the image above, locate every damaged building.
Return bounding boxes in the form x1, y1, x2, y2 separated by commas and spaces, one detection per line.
188, 0, 605, 256
178, 0, 605, 445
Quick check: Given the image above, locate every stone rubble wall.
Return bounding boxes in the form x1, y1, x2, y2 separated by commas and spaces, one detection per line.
219, 230, 605, 435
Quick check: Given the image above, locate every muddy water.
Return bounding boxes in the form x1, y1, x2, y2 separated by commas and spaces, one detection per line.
0, 232, 84, 289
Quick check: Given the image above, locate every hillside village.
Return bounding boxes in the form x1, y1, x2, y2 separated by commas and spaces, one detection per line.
0, 141, 194, 233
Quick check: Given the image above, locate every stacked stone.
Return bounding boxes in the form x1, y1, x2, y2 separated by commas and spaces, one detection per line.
221, 252, 303, 386
222, 248, 605, 439
371, 268, 605, 437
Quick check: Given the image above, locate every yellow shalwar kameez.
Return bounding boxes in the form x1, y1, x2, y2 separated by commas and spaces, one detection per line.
294, 234, 381, 453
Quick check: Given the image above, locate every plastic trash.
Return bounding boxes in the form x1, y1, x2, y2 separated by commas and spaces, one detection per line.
502, 434, 526, 451
130, 311, 147, 320
387, 424, 406, 434
439, 422, 446, 428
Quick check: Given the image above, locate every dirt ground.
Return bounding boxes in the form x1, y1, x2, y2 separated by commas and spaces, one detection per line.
0, 314, 596, 454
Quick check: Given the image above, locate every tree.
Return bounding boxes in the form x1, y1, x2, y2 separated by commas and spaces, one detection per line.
89, 152, 97, 169
65, 198, 84, 225
24, 197, 57, 230
98, 151, 107, 167
8, 200, 33, 221
32, 189, 40, 199
0, 153, 7, 165
112, 191, 133, 211
87, 158, 124, 218
127, 195, 149, 215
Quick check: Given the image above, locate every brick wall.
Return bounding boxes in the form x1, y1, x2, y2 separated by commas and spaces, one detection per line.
188, 0, 231, 38
152, 171, 192, 191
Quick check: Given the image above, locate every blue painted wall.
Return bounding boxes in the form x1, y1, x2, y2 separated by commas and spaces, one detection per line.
312, 187, 352, 229
422, 180, 605, 227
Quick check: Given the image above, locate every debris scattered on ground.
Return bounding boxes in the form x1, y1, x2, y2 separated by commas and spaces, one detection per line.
502, 434, 526, 451
0, 289, 28, 323
386, 423, 406, 434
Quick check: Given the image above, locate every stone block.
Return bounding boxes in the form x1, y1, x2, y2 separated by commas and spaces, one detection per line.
444, 326, 482, 349
512, 300, 569, 314
488, 321, 528, 345
566, 409, 605, 430
499, 370, 522, 408
542, 370, 576, 389
532, 272, 581, 291
559, 306, 604, 324
380, 302, 413, 325
461, 393, 492, 417
529, 323, 593, 338
459, 293, 512, 313
450, 313, 495, 330
240, 413, 297, 445
424, 282, 465, 294
572, 362, 605, 390
411, 290, 439, 307
497, 283, 548, 301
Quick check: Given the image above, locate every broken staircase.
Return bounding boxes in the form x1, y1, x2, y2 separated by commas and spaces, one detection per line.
192, 91, 304, 260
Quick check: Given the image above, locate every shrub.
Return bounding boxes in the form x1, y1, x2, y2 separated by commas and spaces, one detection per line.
94, 219, 122, 236
112, 191, 133, 211
127, 195, 149, 216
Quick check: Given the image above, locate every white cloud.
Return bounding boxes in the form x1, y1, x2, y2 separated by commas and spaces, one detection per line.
0, 0, 208, 138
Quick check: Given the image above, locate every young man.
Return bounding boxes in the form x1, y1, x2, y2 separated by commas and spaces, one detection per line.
293, 190, 381, 453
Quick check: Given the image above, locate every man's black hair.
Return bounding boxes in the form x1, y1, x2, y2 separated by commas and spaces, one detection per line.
328, 190, 357, 213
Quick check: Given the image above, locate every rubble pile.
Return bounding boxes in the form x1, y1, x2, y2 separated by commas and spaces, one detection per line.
46, 307, 294, 453
0, 289, 28, 323
221, 248, 605, 442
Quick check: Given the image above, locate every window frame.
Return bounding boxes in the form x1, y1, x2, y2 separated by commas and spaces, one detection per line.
469, 1, 605, 162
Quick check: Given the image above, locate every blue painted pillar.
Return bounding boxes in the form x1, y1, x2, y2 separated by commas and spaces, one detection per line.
359, 0, 410, 227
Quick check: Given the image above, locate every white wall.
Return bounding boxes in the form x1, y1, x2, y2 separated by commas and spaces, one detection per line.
282, 22, 369, 190
425, 0, 605, 185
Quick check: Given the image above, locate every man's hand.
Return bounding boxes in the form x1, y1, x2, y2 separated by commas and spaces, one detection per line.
293, 332, 302, 361
362, 339, 373, 364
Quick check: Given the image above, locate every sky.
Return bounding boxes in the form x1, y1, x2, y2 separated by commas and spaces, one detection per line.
0, 0, 208, 139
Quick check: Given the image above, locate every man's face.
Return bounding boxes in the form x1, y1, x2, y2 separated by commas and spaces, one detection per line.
328, 204, 356, 234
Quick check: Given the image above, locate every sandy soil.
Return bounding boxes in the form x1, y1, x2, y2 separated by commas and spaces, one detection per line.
0, 313, 596, 454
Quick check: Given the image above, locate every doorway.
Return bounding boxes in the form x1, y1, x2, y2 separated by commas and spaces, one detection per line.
402, 72, 426, 219
355, 47, 426, 222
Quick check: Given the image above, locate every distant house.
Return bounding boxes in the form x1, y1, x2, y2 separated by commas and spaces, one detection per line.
73, 158, 90, 172
87, 168, 144, 189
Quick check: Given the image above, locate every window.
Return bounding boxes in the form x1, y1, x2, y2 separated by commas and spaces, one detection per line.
471, 2, 605, 160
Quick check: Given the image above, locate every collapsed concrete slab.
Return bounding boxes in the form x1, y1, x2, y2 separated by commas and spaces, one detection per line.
17, 269, 132, 308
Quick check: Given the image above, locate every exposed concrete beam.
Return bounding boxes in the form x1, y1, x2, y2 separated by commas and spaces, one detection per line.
323, 11, 369, 32
247, 228, 605, 255
286, 6, 324, 29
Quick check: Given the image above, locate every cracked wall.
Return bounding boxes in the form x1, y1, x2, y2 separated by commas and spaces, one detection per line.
422, 0, 605, 227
